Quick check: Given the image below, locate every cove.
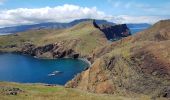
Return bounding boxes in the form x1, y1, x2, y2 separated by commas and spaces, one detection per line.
0, 53, 89, 85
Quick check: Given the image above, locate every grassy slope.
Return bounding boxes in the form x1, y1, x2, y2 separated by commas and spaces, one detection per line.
66, 20, 170, 99
0, 21, 108, 56
0, 82, 146, 100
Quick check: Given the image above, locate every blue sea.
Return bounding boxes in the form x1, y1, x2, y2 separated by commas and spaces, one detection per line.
0, 53, 89, 85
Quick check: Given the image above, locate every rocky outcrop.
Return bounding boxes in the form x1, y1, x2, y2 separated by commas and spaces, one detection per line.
21, 42, 80, 59
0, 86, 23, 95
93, 20, 131, 40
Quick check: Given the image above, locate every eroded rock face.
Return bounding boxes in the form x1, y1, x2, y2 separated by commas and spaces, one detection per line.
93, 21, 131, 40
21, 42, 80, 59
66, 58, 115, 94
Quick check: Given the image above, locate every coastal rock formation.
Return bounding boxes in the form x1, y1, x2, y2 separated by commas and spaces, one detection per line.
21, 42, 79, 58
93, 20, 131, 40
66, 20, 170, 98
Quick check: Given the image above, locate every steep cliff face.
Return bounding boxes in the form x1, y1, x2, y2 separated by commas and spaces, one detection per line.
93, 21, 131, 40
66, 20, 170, 98
21, 42, 80, 58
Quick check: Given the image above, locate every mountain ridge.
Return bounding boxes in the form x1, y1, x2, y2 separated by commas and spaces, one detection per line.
0, 19, 115, 34
0, 18, 151, 35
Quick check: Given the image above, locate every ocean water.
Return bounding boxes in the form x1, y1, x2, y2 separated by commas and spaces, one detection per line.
130, 28, 148, 35
0, 53, 89, 85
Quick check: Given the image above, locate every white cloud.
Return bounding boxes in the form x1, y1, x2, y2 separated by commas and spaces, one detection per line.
0, 4, 169, 27
0, 4, 106, 27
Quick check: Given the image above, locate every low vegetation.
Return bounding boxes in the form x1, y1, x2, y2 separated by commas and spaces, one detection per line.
0, 21, 108, 57
66, 20, 170, 99
0, 82, 149, 100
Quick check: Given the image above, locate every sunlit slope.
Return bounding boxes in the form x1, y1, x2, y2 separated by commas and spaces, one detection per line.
0, 82, 148, 100
0, 21, 108, 56
66, 20, 170, 99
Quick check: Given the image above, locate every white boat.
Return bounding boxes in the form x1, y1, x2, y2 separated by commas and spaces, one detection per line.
52, 71, 62, 74
48, 71, 62, 76
48, 73, 55, 76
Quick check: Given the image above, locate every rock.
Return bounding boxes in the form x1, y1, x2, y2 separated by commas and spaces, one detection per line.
44, 84, 57, 87
20, 42, 81, 59
42, 44, 54, 52
163, 92, 170, 98
72, 53, 79, 58
160, 87, 170, 98
4, 44, 17, 48
93, 20, 131, 40
7, 91, 17, 95
0, 87, 23, 95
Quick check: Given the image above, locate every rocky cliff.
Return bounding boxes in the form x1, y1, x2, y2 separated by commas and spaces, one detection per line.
21, 42, 80, 58
66, 20, 170, 99
93, 21, 131, 40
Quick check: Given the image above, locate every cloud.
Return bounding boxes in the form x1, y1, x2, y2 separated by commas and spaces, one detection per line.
0, 4, 106, 27
0, 4, 169, 27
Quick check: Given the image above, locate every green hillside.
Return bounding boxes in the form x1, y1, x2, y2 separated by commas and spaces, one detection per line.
66, 20, 170, 99
0, 82, 149, 100
0, 21, 108, 57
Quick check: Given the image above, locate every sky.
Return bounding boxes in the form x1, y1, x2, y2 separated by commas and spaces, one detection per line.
0, 0, 169, 27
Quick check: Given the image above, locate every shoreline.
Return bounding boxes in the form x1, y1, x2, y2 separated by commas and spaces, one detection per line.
78, 58, 91, 67
0, 52, 92, 66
